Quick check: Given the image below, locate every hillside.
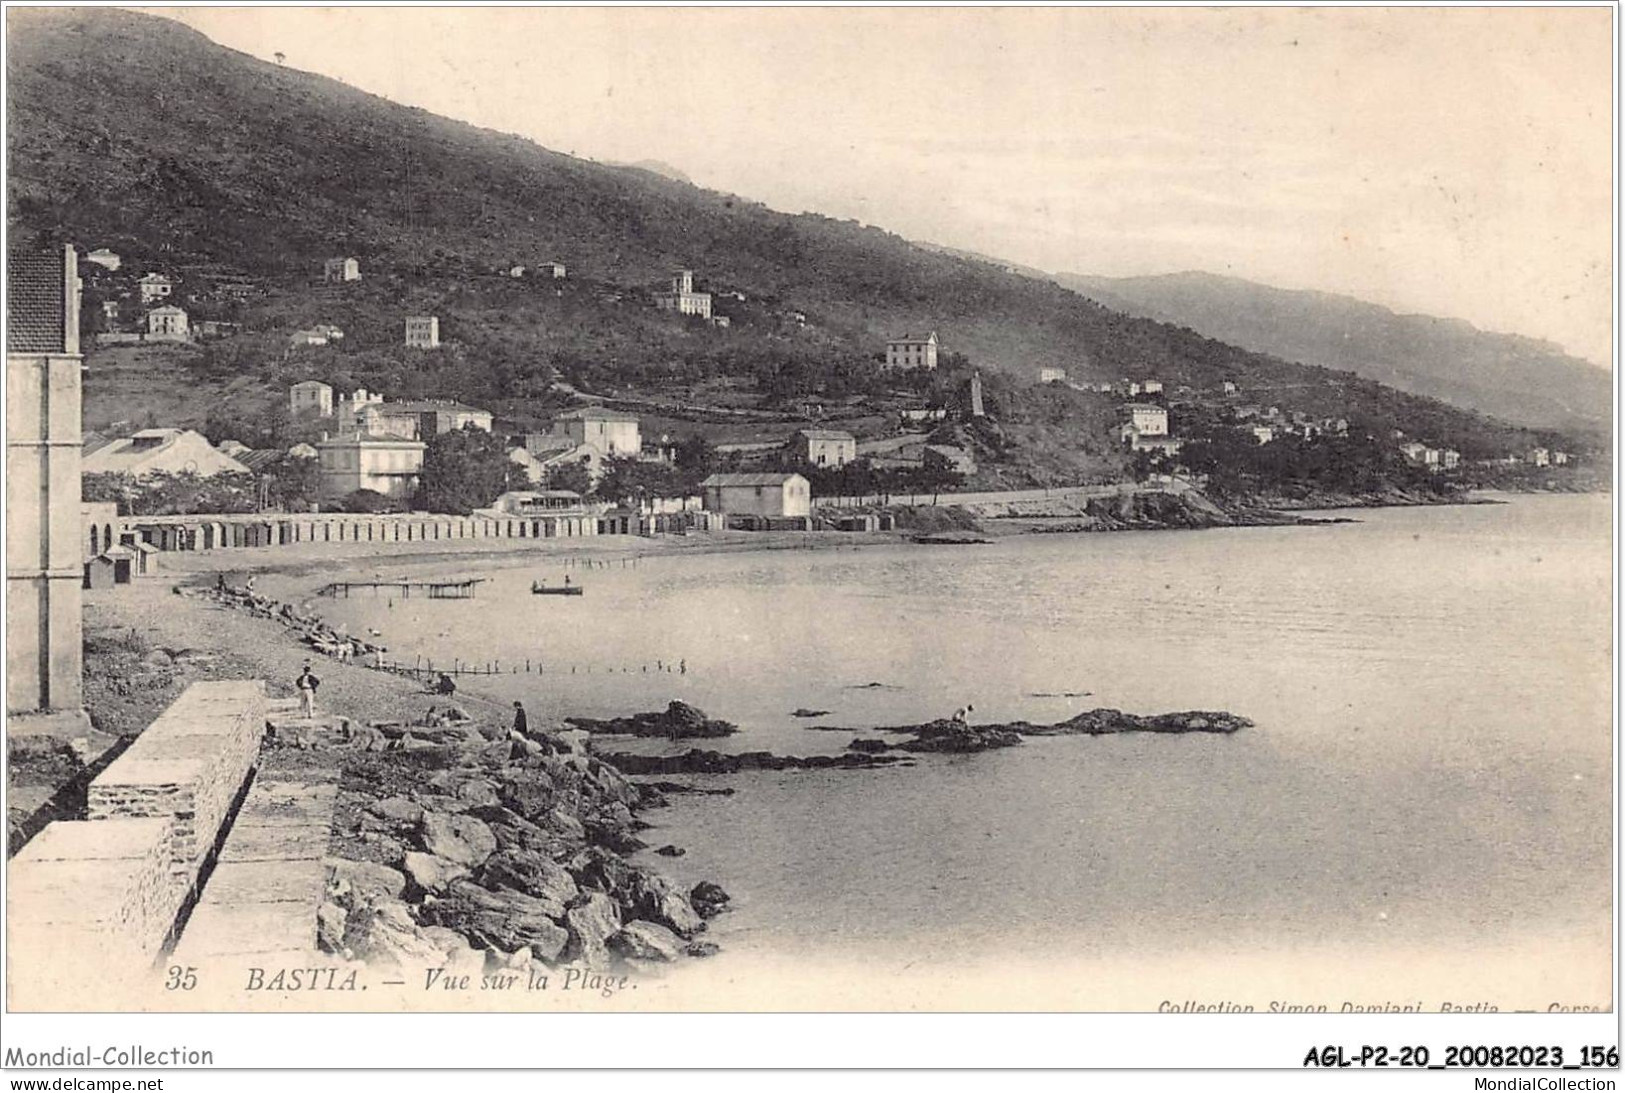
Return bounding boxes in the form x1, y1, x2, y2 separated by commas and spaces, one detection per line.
6, 7, 1576, 471
1060, 271, 1611, 437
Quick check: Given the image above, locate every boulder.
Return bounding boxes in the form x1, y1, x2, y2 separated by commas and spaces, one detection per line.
369, 796, 424, 825
689, 881, 732, 919
562, 891, 622, 969
455, 779, 500, 808
326, 857, 408, 906
478, 849, 580, 906
564, 701, 738, 740
317, 901, 348, 954
608, 921, 683, 963
499, 775, 556, 818
623, 869, 703, 938
544, 807, 586, 841
401, 851, 469, 896
343, 899, 450, 968
419, 880, 569, 953
419, 811, 497, 867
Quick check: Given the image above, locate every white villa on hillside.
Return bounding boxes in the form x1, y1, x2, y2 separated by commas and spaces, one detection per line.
654, 269, 712, 318
886, 331, 938, 370
323, 257, 361, 283
404, 315, 440, 349
290, 380, 334, 417
787, 429, 856, 468
144, 305, 189, 342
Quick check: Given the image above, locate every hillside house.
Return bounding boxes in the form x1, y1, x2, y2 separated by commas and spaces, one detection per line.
1526, 447, 1551, 468
1038, 367, 1067, 384
701, 472, 811, 520
360, 399, 493, 439
336, 388, 385, 433
404, 316, 440, 349
137, 273, 173, 303
654, 269, 712, 318
900, 407, 948, 425
316, 434, 426, 501
1553, 451, 1571, 466
787, 429, 856, 469
1122, 403, 1168, 437
290, 328, 330, 347
85, 248, 121, 272
1399, 441, 1440, 470
1141, 379, 1164, 396
83, 429, 249, 477
886, 331, 938, 370
540, 261, 567, 279
508, 265, 527, 279
290, 381, 335, 418
101, 300, 120, 324
1441, 448, 1461, 470
546, 407, 642, 457
1222, 381, 1238, 395
145, 306, 189, 342
323, 257, 361, 283
196, 320, 239, 339
491, 490, 589, 516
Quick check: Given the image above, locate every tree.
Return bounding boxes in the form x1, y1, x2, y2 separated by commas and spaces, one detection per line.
414, 424, 513, 514
544, 459, 593, 497
594, 454, 685, 506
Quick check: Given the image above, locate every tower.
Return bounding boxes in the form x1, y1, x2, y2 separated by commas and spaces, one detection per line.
969, 371, 985, 418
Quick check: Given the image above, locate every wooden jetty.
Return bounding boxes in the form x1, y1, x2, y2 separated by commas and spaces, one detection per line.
320, 578, 487, 599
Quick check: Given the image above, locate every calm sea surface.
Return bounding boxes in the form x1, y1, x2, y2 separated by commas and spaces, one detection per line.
298, 494, 1613, 1008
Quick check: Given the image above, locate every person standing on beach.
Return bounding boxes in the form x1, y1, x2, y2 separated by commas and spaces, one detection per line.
512, 700, 529, 736
296, 663, 320, 719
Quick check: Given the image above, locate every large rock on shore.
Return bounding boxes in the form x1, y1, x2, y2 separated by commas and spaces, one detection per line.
418, 811, 497, 867
344, 900, 463, 968
609, 921, 683, 963
419, 880, 569, 954
327, 857, 408, 906
478, 848, 580, 907
566, 701, 738, 739
562, 891, 622, 968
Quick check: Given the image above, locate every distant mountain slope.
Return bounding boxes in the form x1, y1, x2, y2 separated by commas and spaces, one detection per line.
5, 8, 1564, 459
1059, 271, 1610, 435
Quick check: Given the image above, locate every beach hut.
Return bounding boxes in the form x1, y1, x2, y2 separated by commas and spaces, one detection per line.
126, 540, 161, 577
83, 553, 124, 589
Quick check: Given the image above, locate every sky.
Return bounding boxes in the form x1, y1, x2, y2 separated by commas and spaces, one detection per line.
157, 6, 1614, 366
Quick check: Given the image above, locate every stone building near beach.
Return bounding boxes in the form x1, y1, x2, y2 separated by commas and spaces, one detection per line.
786, 428, 856, 469
701, 472, 811, 519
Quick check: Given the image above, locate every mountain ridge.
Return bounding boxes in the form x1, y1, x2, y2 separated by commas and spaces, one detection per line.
5, 7, 1576, 466
1058, 270, 1610, 435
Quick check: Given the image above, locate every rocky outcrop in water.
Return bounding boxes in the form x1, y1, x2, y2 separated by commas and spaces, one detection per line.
597, 748, 914, 775
565, 701, 738, 739
1024, 709, 1253, 736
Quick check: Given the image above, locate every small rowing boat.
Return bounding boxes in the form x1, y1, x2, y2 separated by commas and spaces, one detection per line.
531, 582, 584, 596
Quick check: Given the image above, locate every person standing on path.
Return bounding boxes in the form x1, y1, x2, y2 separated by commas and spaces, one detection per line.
296, 662, 320, 719
512, 700, 529, 737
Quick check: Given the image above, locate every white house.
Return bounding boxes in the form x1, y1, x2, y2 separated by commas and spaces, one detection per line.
83, 429, 250, 477
1141, 379, 1164, 395
1251, 425, 1276, 445
540, 261, 567, 279
144, 305, 189, 341
323, 257, 361, 283
404, 316, 440, 349
654, 269, 712, 318
1526, 447, 1551, 468
787, 429, 856, 468
701, 472, 811, 519
85, 248, 121, 271
137, 273, 173, 303
1038, 367, 1067, 384
316, 434, 426, 501
886, 332, 938, 370
547, 407, 642, 457
290, 380, 335, 418
1122, 403, 1169, 437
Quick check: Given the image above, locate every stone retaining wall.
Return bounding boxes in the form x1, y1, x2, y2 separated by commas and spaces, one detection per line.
88, 681, 266, 887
